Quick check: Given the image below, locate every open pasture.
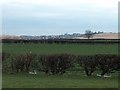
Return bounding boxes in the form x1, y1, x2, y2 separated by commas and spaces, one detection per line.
2, 43, 118, 55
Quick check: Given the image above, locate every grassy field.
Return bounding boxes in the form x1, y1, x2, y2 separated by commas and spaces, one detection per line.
2, 43, 119, 88
2, 43, 118, 55
2, 72, 118, 88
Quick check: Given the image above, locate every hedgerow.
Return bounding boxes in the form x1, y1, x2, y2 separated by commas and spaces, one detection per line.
2, 52, 120, 76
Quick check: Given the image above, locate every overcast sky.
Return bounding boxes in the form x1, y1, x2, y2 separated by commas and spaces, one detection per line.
1, 0, 119, 35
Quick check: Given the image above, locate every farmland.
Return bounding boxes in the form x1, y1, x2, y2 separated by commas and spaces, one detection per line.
2, 43, 118, 55
2, 43, 119, 88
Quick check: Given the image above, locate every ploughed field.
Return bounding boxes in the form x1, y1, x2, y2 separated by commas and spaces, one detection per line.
2, 43, 119, 88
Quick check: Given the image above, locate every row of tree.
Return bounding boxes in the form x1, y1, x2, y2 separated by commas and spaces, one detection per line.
2, 52, 120, 76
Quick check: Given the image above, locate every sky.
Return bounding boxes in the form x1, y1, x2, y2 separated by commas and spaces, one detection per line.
1, 0, 119, 35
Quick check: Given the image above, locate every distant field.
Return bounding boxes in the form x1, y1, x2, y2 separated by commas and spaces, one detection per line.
2, 43, 118, 55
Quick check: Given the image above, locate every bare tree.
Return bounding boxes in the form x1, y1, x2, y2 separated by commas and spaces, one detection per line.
85, 30, 93, 39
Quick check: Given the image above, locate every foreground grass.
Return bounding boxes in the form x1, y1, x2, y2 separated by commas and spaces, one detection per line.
2, 43, 118, 55
2, 72, 118, 88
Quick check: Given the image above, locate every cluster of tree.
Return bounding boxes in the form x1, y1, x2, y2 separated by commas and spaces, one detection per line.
85, 30, 94, 39
85, 30, 104, 39
2, 52, 120, 76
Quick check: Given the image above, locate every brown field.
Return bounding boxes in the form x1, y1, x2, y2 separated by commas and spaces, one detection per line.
93, 33, 119, 39
74, 33, 119, 39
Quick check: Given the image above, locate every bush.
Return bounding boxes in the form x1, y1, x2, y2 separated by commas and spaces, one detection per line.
95, 54, 120, 76
77, 55, 97, 76
2, 52, 12, 73
39, 54, 76, 75
2, 52, 10, 62
11, 53, 37, 73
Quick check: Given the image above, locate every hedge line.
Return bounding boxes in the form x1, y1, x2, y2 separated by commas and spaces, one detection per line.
2, 39, 120, 44
2, 52, 120, 76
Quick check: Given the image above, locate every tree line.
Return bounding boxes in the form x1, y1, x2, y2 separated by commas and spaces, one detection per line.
2, 39, 120, 44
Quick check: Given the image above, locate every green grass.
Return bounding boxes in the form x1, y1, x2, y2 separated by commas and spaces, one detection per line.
2, 43, 119, 88
2, 72, 118, 88
2, 43, 118, 55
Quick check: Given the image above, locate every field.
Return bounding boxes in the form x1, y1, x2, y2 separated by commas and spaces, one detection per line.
2, 43, 118, 55
2, 72, 119, 88
2, 43, 119, 88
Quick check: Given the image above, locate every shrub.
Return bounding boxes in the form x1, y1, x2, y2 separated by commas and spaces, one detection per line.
2, 52, 12, 73
77, 55, 97, 76
95, 54, 120, 76
2, 52, 10, 62
39, 54, 76, 75
11, 53, 37, 73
